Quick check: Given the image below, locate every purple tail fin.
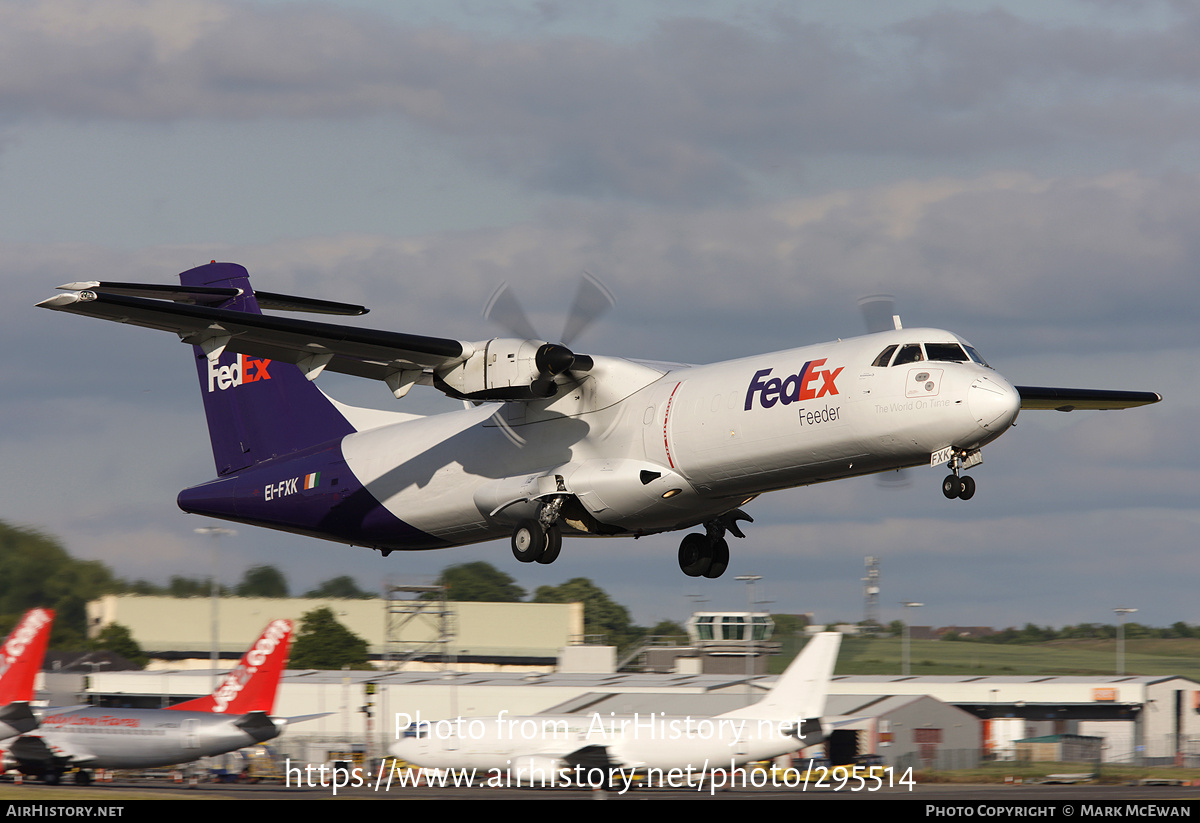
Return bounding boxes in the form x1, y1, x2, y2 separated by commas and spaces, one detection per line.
181, 262, 356, 475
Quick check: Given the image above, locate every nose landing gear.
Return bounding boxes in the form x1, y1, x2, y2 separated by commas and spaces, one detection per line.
941, 448, 981, 500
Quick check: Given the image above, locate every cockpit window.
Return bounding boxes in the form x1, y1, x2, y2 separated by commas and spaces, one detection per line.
964, 346, 991, 368
925, 343, 969, 363
404, 721, 432, 739
871, 345, 898, 368
892, 344, 924, 366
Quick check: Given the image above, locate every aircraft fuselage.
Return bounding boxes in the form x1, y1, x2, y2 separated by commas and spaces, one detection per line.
177, 327, 1019, 551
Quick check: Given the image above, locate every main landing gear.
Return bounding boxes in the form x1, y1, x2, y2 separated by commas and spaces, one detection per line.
511, 496, 565, 565
941, 448, 977, 500
677, 509, 754, 579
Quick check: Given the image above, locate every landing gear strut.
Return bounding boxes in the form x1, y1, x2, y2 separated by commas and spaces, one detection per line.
941, 449, 977, 500
676, 509, 753, 579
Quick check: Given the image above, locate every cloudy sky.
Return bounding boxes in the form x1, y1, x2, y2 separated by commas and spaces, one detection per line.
2, 0, 1196, 635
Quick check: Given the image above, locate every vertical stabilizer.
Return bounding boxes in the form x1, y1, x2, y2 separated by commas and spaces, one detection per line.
168, 619, 293, 714
718, 632, 841, 723
180, 262, 356, 475
0, 609, 54, 706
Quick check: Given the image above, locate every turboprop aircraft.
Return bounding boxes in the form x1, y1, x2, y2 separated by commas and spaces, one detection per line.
390, 632, 841, 789
0, 609, 55, 742
1, 619, 293, 785
37, 262, 1160, 579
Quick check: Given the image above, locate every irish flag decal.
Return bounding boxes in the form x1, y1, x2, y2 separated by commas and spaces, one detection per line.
303, 472, 320, 490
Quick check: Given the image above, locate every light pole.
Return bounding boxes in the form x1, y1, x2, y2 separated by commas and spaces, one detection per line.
195, 526, 236, 688
901, 601, 923, 676
1114, 607, 1137, 676
736, 575, 762, 704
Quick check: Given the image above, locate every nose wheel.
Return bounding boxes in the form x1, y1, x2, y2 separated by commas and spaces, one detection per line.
942, 473, 975, 500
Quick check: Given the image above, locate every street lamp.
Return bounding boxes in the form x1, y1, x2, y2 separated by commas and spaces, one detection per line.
195, 526, 236, 688
736, 575, 763, 703
901, 601, 924, 676
1114, 607, 1137, 676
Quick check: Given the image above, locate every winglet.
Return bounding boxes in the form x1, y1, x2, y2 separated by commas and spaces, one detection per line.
718, 632, 841, 724
0, 609, 55, 705
168, 619, 293, 714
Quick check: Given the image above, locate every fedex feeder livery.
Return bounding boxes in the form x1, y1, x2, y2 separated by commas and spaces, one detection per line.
37, 263, 1160, 579
1, 619, 294, 785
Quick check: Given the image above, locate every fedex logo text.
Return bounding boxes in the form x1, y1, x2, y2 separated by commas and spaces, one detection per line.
745, 359, 843, 411
207, 354, 272, 392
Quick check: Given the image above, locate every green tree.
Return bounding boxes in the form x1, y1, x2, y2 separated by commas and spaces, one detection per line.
533, 578, 637, 648
434, 562, 526, 602
89, 623, 147, 668
0, 522, 121, 648
290, 607, 371, 669
305, 575, 375, 599
235, 565, 289, 598
168, 575, 225, 598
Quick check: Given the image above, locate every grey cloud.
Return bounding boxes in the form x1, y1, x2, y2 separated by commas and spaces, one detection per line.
7, 2, 1200, 203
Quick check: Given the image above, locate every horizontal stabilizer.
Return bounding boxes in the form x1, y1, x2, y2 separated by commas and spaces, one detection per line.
38, 289, 467, 381
54, 280, 368, 316
1016, 386, 1162, 412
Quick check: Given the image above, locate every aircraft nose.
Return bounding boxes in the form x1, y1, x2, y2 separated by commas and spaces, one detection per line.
968, 375, 1020, 433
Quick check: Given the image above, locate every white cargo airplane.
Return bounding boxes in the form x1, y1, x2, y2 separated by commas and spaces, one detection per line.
390, 632, 841, 789
0, 609, 55, 743
37, 263, 1160, 578
1, 619, 293, 785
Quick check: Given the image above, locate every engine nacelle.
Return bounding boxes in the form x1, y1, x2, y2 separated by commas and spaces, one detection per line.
435, 338, 568, 400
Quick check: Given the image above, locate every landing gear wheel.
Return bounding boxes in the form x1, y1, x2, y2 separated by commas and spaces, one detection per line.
942, 475, 960, 499
511, 519, 546, 563
678, 533, 713, 577
703, 537, 729, 579
536, 526, 562, 564
958, 475, 976, 500
43, 769, 61, 786
74, 770, 92, 786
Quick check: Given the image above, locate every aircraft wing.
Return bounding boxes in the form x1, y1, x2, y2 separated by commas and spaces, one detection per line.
1015, 386, 1162, 412
37, 286, 472, 386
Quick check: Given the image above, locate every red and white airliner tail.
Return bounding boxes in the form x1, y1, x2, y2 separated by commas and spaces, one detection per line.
167, 619, 293, 714
0, 609, 55, 706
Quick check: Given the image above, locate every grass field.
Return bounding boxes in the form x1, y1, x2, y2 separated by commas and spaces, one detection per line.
770, 635, 1200, 680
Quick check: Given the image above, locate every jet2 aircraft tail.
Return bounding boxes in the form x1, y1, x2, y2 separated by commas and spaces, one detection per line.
168, 619, 293, 714
180, 262, 357, 476
718, 631, 841, 725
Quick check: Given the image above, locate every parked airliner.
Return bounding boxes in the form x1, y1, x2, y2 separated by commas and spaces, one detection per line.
38, 263, 1160, 578
0, 609, 54, 743
390, 632, 840, 789
1, 619, 293, 785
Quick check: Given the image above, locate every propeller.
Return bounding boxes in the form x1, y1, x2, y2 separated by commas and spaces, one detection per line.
857, 294, 900, 334
483, 272, 615, 397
